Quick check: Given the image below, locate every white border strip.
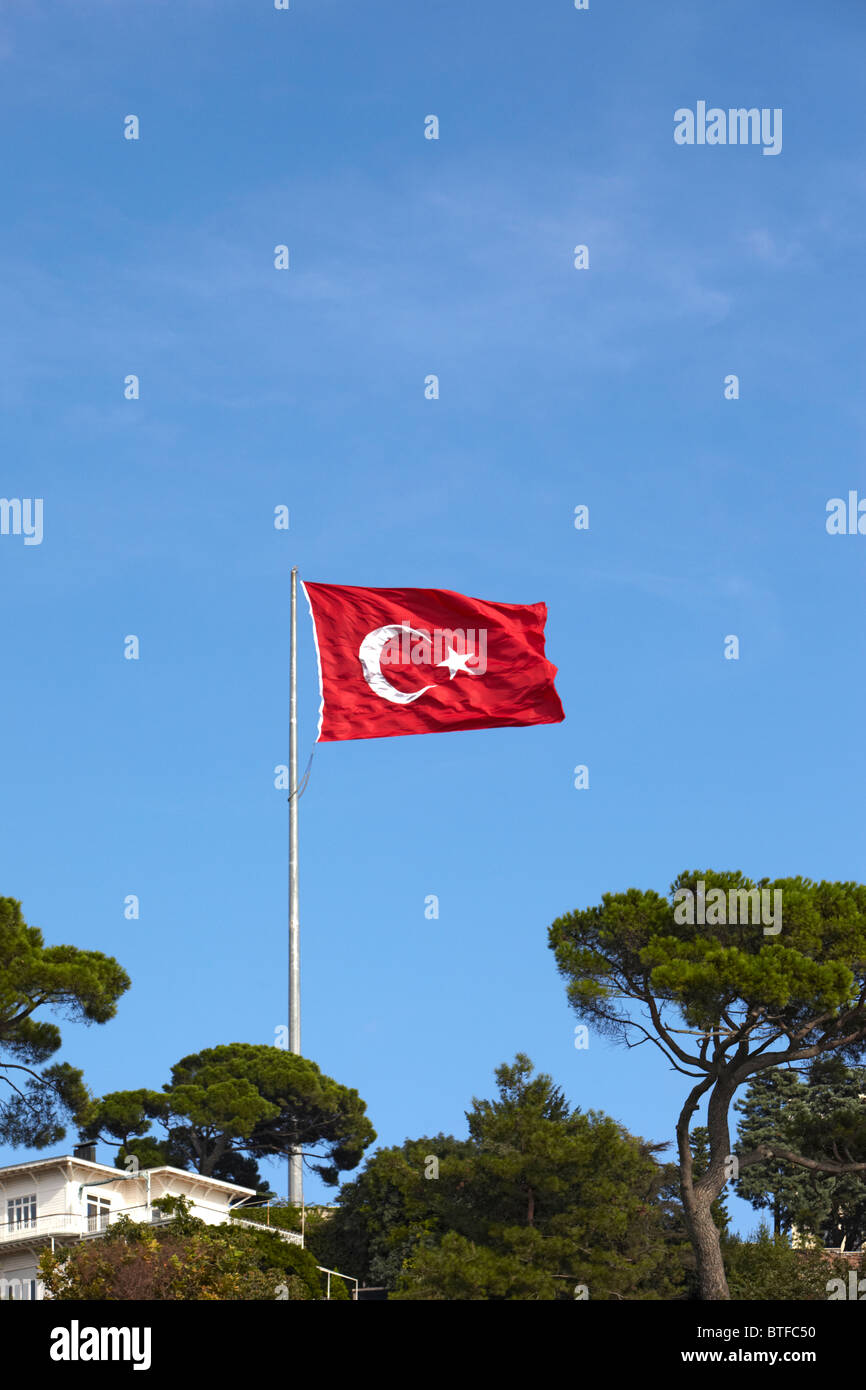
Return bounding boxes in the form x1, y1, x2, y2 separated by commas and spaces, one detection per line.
300, 580, 325, 742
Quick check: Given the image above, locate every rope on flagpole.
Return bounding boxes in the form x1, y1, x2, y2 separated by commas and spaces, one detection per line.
287, 749, 315, 803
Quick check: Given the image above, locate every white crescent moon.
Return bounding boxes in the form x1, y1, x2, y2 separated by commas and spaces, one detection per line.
359, 624, 435, 705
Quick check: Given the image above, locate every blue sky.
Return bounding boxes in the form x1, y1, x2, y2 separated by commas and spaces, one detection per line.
1, 0, 864, 1238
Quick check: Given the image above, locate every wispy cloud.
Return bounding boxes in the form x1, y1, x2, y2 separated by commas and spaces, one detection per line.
739, 228, 803, 268
0, 162, 747, 406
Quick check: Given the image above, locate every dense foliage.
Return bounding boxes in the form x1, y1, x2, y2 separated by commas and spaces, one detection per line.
39, 1196, 336, 1301
548, 871, 866, 1298
313, 1055, 688, 1300
79, 1043, 376, 1192
0, 896, 129, 1149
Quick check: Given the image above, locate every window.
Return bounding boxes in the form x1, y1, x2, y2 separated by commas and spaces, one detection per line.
6, 1195, 37, 1231
2, 1277, 38, 1301
86, 1197, 110, 1233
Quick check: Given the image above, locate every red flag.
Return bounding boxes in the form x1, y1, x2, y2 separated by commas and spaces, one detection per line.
302, 582, 565, 743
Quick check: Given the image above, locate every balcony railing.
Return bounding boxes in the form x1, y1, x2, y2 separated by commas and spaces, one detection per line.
0, 1204, 171, 1245
1, 1205, 308, 1256
0, 1212, 81, 1243
229, 1215, 303, 1246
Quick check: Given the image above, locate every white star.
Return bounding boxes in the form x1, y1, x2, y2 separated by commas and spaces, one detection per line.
436, 645, 480, 680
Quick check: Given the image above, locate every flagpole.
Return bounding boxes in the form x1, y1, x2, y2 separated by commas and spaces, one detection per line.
289, 566, 303, 1208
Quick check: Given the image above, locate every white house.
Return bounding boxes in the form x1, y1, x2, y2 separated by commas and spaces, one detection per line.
0, 1143, 263, 1300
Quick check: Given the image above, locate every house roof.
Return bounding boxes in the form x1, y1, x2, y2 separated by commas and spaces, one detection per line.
0, 1154, 257, 1197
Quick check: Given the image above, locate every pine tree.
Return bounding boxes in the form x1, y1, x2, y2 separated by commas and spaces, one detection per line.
548, 870, 866, 1298
733, 1068, 809, 1236
786, 1056, 866, 1249
0, 897, 130, 1148
318, 1055, 688, 1300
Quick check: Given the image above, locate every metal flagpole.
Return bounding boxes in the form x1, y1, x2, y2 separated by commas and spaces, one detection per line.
289, 566, 303, 1208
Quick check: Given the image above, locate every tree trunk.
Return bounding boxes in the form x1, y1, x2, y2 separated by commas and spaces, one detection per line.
677, 1080, 732, 1300
683, 1191, 730, 1299
200, 1131, 229, 1178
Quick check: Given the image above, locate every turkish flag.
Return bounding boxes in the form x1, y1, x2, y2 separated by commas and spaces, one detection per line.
302, 582, 565, 743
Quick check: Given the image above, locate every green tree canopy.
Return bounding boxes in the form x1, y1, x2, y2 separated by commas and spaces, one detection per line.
79, 1043, 376, 1192
770, 1056, 866, 1249
0, 896, 130, 1149
38, 1195, 337, 1300
733, 1067, 811, 1236
722, 1223, 855, 1301
548, 871, 866, 1299
316, 1055, 687, 1300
